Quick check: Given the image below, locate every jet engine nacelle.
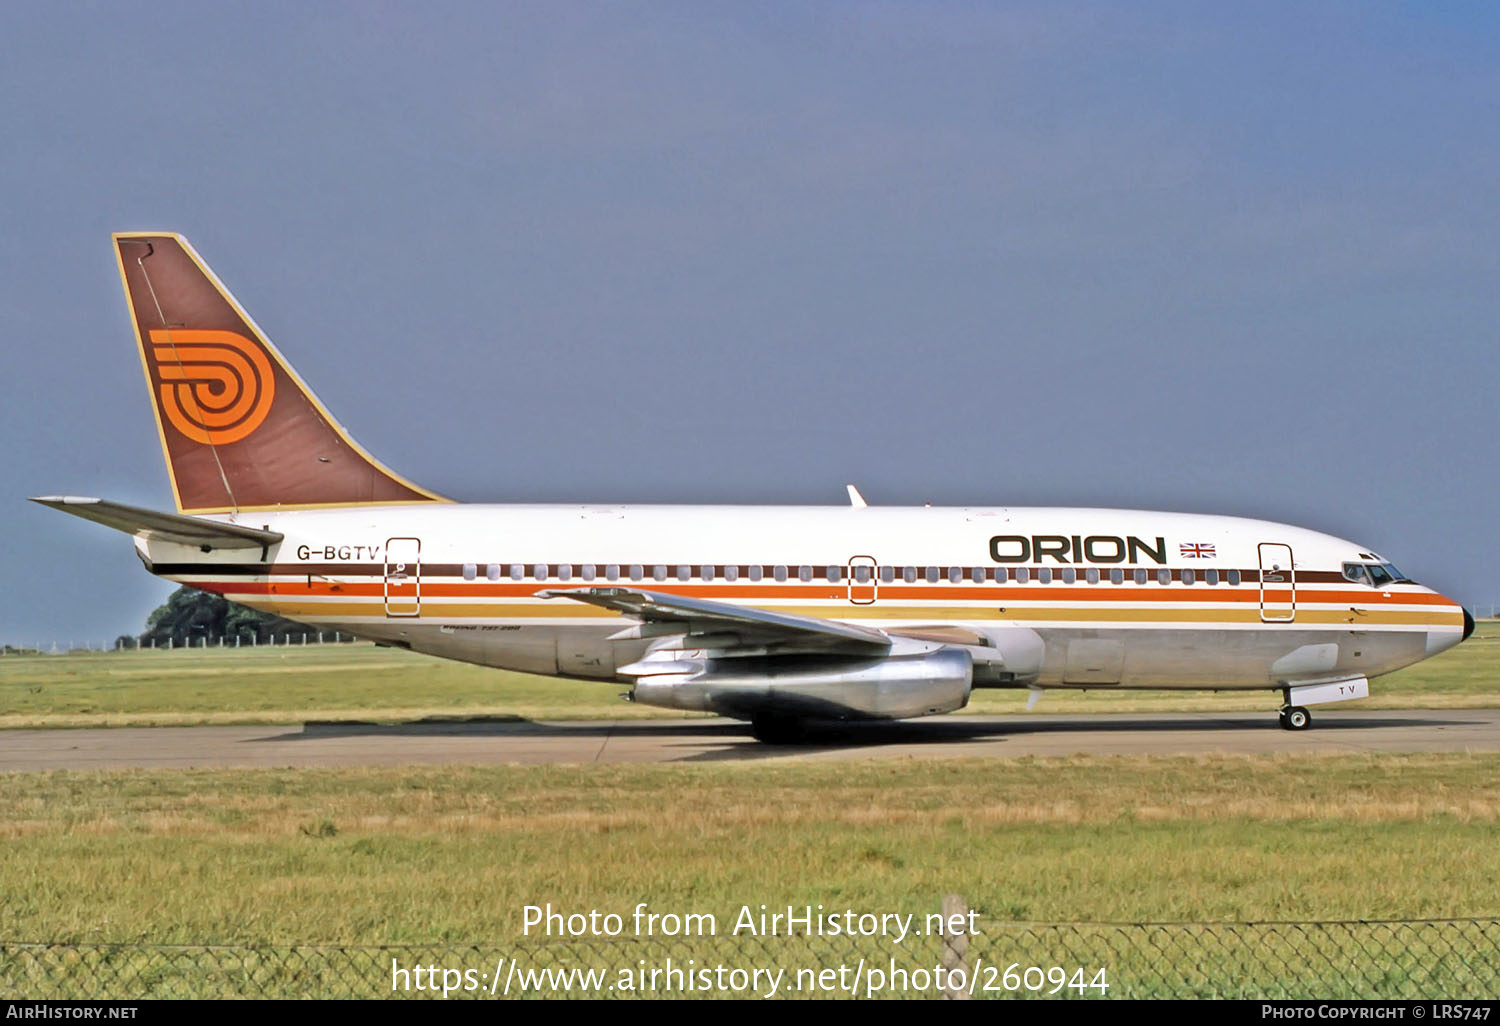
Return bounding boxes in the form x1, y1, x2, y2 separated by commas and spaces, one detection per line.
630, 646, 973, 721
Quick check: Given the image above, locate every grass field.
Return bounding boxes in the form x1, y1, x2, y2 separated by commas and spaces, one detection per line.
5, 634, 1498, 997
1, 621, 1495, 728
3, 753, 1499, 946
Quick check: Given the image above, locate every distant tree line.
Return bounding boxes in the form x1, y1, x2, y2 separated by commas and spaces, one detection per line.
117, 585, 329, 649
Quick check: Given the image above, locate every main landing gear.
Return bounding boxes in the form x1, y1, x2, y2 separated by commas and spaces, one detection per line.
1278, 705, 1311, 731
750, 715, 811, 745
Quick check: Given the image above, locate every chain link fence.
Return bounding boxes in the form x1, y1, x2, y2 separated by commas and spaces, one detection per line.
4, 916, 1497, 999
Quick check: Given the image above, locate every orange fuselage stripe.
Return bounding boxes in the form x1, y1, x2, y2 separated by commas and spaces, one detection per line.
177, 577, 1454, 607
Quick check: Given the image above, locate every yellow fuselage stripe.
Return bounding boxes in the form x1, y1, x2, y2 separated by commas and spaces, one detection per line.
231, 597, 1463, 628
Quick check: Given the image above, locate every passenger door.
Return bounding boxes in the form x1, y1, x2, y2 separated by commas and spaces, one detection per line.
384, 537, 422, 617
1258, 542, 1295, 623
847, 555, 877, 605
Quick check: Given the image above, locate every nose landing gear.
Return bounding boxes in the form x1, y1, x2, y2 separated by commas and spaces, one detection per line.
1278, 705, 1311, 730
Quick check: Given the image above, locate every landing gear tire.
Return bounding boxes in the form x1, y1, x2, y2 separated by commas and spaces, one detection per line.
750, 716, 808, 745
1282, 706, 1311, 731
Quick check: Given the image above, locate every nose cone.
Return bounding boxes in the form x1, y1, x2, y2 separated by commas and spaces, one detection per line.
1426, 600, 1473, 657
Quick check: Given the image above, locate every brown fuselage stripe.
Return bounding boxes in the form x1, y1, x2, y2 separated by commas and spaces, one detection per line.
154, 562, 1367, 586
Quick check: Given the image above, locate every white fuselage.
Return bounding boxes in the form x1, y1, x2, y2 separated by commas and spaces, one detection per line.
140, 503, 1467, 697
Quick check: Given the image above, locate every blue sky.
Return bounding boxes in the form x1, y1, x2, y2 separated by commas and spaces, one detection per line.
3, 2, 1498, 643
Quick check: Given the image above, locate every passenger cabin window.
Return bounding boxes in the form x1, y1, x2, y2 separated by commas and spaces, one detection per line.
701, 566, 714, 582
462, 563, 477, 581
1088, 568, 1102, 585
925, 567, 940, 583
1206, 569, 1218, 586
510, 564, 524, 581
949, 567, 962, 584
1133, 569, 1147, 585
533, 564, 547, 582
853, 564, 871, 583
1061, 568, 1076, 584
1015, 567, 1030, 584
1109, 568, 1123, 585
774, 565, 788, 582
994, 567, 1007, 584
487, 563, 501, 581
581, 564, 596, 581
826, 565, 840, 583
1182, 569, 1195, 586
677, 565, 690, 582
558, 564, 572, 581
748, 565, 763, 582
629, 564, 643, 581
606, 564, 620, 581
1038, 568, 1053, 585
1227, 570, 1241, 586
972, 568, 985, 584
724, 565, 739, 582
903, 566, 918, 583
799, 565, 813, 582
1157, 569, 1171, 586
653, 565, 667, 581
880, 566, 894, 583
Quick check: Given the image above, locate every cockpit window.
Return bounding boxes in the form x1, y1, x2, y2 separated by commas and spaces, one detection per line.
1345, 562, 1413, 587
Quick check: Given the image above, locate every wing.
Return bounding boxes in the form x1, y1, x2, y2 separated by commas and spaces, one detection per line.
30, 496, 284, 551
535, 586, 891, 650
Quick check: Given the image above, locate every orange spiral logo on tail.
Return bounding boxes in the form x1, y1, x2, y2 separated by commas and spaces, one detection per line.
149, 329, 276, 445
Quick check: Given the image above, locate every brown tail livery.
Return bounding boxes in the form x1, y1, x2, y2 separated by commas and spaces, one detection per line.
113, 233, 449, 513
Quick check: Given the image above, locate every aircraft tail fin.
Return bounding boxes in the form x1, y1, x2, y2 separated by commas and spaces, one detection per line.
112, 232, 450, 513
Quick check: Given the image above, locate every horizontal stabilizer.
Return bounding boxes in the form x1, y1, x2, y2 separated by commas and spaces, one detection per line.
30, 496, 283, 550
536, 586, 891, 650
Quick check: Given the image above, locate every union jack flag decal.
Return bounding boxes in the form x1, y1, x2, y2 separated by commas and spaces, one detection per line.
1180, 543, 1216, 559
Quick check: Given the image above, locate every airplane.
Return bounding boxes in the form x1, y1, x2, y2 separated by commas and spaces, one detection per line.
34, 233, 1475, 742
